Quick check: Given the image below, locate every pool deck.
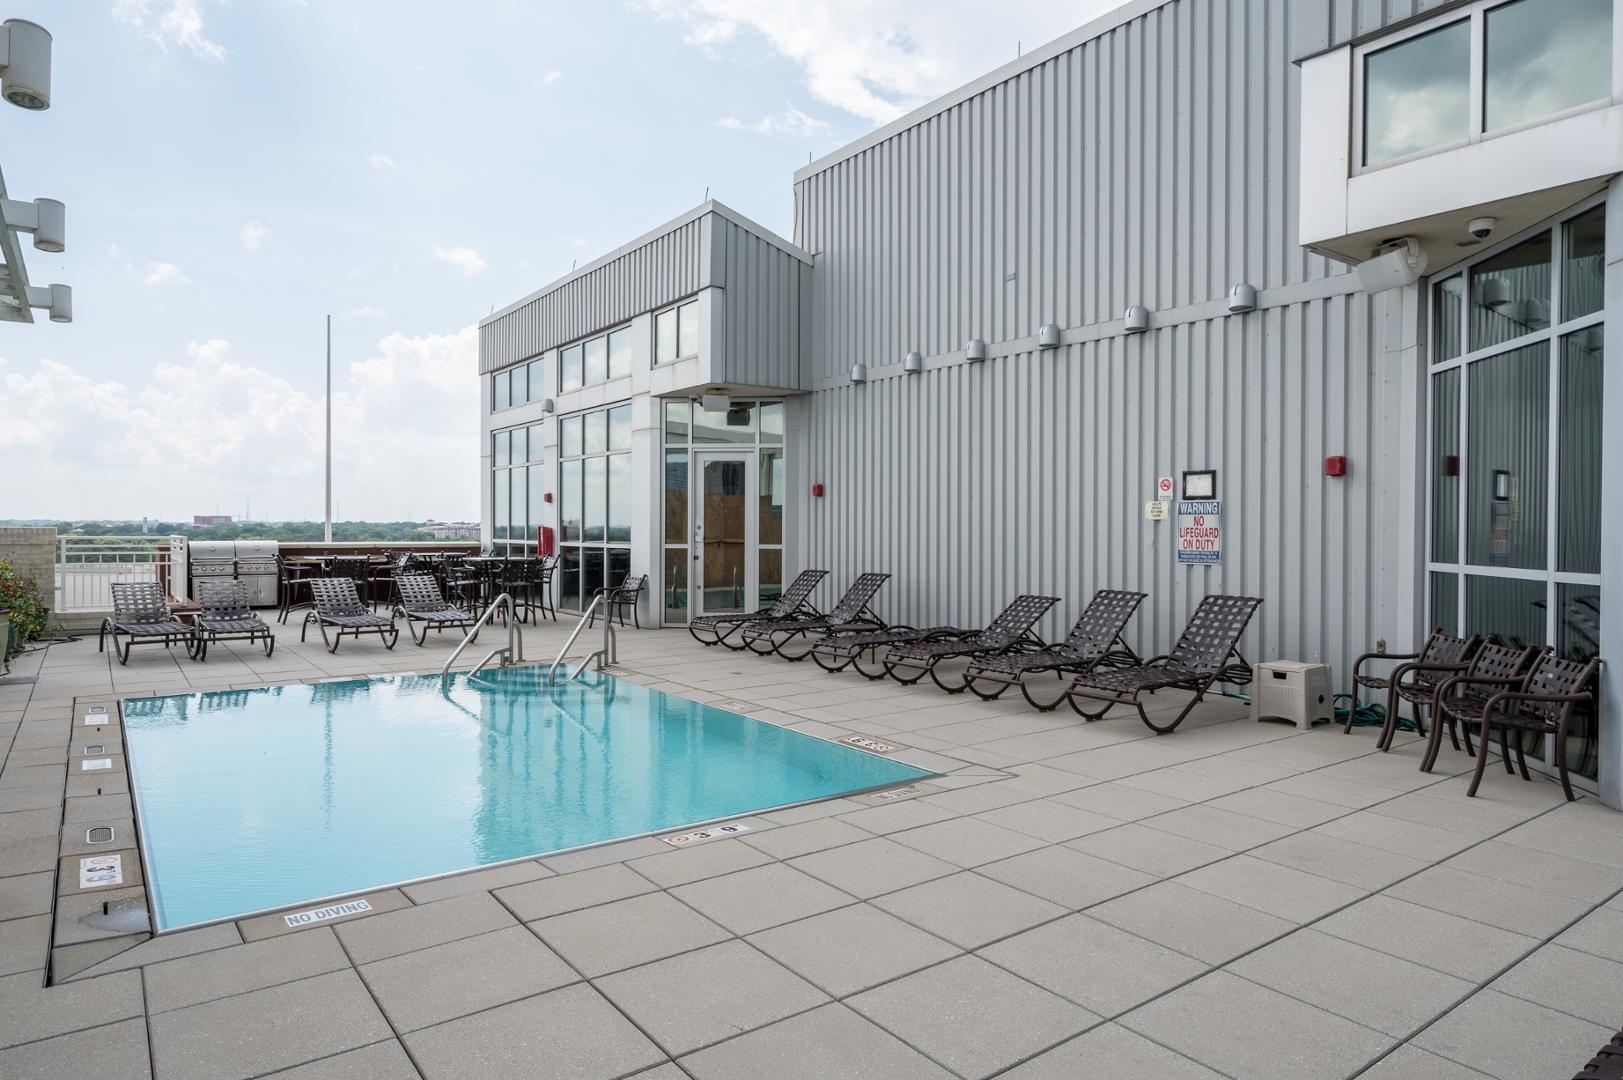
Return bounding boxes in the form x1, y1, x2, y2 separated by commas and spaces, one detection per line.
2, 620, 1621, 1079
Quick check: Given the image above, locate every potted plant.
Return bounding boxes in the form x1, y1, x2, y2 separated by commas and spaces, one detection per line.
0, 560, 49, 673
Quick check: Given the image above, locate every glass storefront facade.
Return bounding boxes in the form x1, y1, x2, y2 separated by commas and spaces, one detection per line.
556, 403, 633, 611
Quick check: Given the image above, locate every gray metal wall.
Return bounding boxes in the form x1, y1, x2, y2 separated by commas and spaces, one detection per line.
1291, 0, 1472, 61
711, 216, 809, 390
793, 0, 1426, 680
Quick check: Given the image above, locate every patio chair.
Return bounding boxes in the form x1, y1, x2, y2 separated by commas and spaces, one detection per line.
588, 573, 648, 628
882, 594, 1061, 691
688, 569, 829, 648
1416, 640, 1543, 775
1065, 594, 1263, 733
965, 589, 1146, 708
1432, 649, 1600, 800
189, 579, 273, 662
301, 578, 399, 653
99, 582, 193, 665
740, 572, 891, 661
392, 574, 479, 646
811, 593, 1050, 681
1346, 629, 1481, 751
276, 553, 317, 624
515, 554, 560, 624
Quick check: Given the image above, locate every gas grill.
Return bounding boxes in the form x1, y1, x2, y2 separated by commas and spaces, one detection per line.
233, 540, 280, 607
188, 541, 236, 601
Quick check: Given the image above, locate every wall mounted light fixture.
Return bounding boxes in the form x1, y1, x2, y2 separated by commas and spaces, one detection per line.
965, 337, 987, 362
903, 351, 922, 374
1037, 323, 1061, 348
1124, 305, 1150, 333
1227, 284, 1257, 313
850, 363, 867, 383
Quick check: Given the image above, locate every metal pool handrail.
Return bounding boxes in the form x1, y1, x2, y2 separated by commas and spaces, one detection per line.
547, 593, 618, 684
440, 593, 521, 682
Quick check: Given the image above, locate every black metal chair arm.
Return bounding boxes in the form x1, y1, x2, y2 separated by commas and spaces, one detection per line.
1353, 649, 1422, 673
1432, 672, 1526, 704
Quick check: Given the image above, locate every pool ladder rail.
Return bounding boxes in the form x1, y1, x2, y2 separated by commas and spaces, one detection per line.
440, 593, 523, 682
546, 591, 617, 685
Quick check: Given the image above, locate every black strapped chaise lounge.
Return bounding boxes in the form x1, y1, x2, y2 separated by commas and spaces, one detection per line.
1346, 628, 1482, 750
740, 572, 891, 660
882, 594, 1061, 691
687, 569, 829, 648
1066, 594, 1263, 733
100, 582, 193, 665
1433, 649, 1600, 800
302, 578, 399, 653
392, 573, 480, 646
189, 580, 273, 662
812, 593, 1048, 681
965, 589, 1146, 707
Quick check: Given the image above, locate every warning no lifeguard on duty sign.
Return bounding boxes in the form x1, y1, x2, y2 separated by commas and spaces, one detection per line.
1176, 501, 1221, 565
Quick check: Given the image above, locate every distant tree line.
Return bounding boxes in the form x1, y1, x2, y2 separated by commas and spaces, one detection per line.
10, 521, 445, 542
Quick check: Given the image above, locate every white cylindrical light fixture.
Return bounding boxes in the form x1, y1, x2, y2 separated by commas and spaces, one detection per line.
849, 363, 868, 384
965, 337, 987, 362
903, 350, 922, 374
541, 397, 556, 414
1227, 283, 1257, 313
47, 283, 70, 323
1124, 305, 1150, 334
1037, 323, 1061, 348
31, 197, 63, 252
1, 19, 52, 111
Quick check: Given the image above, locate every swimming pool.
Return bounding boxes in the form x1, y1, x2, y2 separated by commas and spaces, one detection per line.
123, 668, 932, 930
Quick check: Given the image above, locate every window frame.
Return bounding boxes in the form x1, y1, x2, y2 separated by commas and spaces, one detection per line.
490, 354, 546, 414
1352, 0, 1617, 176
654, 298, 701, 367
556, 323, 633, 397
554, 400, 634, 611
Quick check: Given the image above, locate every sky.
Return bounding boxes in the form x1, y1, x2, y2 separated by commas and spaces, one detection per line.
0, 0, 1110, 522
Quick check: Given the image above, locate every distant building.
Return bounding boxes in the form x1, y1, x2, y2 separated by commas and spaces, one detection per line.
193, 515, 233, 526
419, 521, 480, 540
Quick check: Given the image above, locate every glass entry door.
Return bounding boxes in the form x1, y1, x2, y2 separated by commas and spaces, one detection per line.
691, 451, 756, 617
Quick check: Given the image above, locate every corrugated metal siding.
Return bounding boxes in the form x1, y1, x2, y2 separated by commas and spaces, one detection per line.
479, 217, 713, 373
712, 218, 807, 390
1292, 0, 1472, 60
793, 0, 1423, 681
796, 0, 1343, 384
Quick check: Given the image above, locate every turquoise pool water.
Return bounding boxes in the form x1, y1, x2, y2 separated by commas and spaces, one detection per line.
123, 668, 931, 930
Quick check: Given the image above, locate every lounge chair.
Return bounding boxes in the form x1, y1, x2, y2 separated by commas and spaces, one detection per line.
189, 580, 273, 662
1432, 648, 1599, 800
393, 574, 479, 646
811, 594, 1053, 681
688, 569, 829, 648
740, 572, 891, 660
882, 594, 1061, 690
588, 573, 648, 628
301, 578, 399, 653
99, 582, 193, 665
1346, 628, 1481, 750
1066, 594, 1263, 732
965, 589, 1146, 707
1417, 641, 1542, 774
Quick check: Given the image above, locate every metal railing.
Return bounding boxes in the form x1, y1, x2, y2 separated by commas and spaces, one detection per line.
439, 594, 523, 681
547, 593, 618, 685
55, 534, 188, 613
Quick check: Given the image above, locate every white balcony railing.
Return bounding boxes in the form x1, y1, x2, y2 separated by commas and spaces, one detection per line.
55, 535, 187, 613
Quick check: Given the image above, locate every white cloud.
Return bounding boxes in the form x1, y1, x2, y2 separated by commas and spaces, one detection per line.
239, 221, 269, 252
538, 69, 564, 87
112, 0, 227, 64
368, 152, 397, 170
433, 245, 486, 275
0, 328, 480, 520
343, 305, 384, 318
643, 0, 1111, 123
717, 104, 830, 138
143, 261, 188, 287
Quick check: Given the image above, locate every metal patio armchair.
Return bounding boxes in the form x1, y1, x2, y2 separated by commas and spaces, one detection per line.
515, 554, 560, 623
588, 573, 648, 628
99, 582, 193, 665
1433, 650, 1601, 800
392, 573, 480, 646
965, 589, 1146, 708
1345, 628, 1482, 750
327, 554, 375, 608
276, 553, 317, 624
882, 594, 1061, 691
301, 578, 399, 653
687, 569, 829, 648
1417, 641, 1543, 773
1065, 594, 1263, 733
740, 572, 891, 660
189, 579, 274, 661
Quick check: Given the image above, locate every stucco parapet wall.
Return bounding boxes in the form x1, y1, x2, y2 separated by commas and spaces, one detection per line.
0, 526, 56, 609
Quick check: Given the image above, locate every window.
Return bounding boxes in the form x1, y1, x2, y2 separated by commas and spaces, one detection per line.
655, 299, 700, 365
490, 356, 546, 413
557, 402, 633, 610
1427, 197, 1606, 785
1360, 0, 1613, 169
558, 324, 631, 395
491, 421, 546, 554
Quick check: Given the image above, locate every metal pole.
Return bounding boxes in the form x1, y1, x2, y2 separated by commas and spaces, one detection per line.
324, 314, 332, 542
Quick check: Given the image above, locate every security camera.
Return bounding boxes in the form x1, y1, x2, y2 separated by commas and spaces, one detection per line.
1467, 217, 1497, 241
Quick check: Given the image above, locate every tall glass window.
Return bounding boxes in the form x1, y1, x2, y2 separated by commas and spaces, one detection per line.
556, 402, 633, 611
491, 421, 545, 555
1428, 198, 1606, 785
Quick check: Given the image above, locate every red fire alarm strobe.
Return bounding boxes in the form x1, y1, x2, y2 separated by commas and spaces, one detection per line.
811, 483, 825, 498
1324, 455, 1348, 478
